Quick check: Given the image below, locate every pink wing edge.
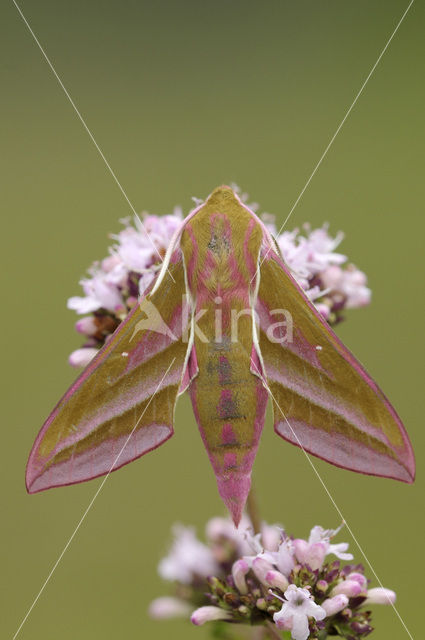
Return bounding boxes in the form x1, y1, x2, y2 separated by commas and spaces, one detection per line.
26, 248, 195, 494
253, 243, 415, 484
26, 194, 213, 495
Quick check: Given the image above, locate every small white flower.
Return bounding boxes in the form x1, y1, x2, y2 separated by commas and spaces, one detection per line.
308, 525, 353, 561
241, 525, 295, 579
321, 264, 371, 309
277, 225, 345, 281
273, 584, 326, 640
158, 525, 218, 584
257, 533, 295, 577
261, 523, 283, 552
113, 225, 154, 273
138, 270, 157, 296
293, 539, 327, 571
68, 268, 124, 314
273, 537, 296, 577
205, 515, 253, 555
149, 596, 192, 619
302, 226, 346, 271
293, 525, 352, 571
67, 295, 100, 315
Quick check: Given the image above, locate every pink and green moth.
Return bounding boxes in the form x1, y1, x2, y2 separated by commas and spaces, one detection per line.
26, 186, 415, 525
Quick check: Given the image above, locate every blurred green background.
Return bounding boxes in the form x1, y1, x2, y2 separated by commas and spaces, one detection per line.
1, 1, 423, 638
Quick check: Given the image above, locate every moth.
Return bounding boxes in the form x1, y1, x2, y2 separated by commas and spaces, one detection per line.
27, 186, 415, 525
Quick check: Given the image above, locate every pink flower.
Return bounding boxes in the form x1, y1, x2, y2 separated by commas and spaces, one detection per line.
347, 572, 368, 590
309, 525, 353, 561
205, 515, 253, 556
261, 523, 283, 552
321, 594, 349, 616
191, 606, 232, 625
75, 316, 97, 336
113, 225, 154, 273
252, 557, 276, 585
67, 192, 371, 369
68, 348, 98, 368
265, 569, 289, 591
293, 524, 352, 571
240, 525, 296, 578
158, 525, 218, 584
250, 557, 289, 591
232, 559, 250, 594
272, 537, 296, 577
68, 268, 124, 314
331, 579, 363, 598
277, 225, 345, 283
293, 539, 327, 571
321, 264, 371, 308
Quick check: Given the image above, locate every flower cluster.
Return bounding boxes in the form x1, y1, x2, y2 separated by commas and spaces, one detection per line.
149, 517, 395, 640
67, 189, 371, 367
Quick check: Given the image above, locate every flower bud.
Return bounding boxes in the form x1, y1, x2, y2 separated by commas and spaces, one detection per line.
346, 264, 367, 286
265, 570, 289, 591
351, 621, 373, 634
322, 594, 349, 616
315, 302, 331, 320
261, 524, 282, 552
75, 316, 98, 336
256, 598, 267, 610
149, 597, 191, 619
275, 539, 295, 576
101, 255, 121, 272
305, 542, 327, 570
293, 538, 309, 563
364, 588, 396, 605
252, 557, 275, 586
321, 265, 343, 289
232, 559, 250, 594
331, 580, 363, 598
205, 517, 232, 541
191, 606, 232, 625
347, 572, 367, 589
316, 579, 329, 593
68, 347, 98, 368
238, 605, 250, 616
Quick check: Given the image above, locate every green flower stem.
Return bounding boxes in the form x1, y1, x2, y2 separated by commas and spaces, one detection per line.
246, 486, 262, 535
265, 620, 282, 639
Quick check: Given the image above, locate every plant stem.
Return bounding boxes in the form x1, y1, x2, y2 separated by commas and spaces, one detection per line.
265, 620, 282, 639
246, 485, 262, 534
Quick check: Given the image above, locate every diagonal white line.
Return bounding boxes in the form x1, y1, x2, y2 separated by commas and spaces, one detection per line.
12, 358, 177, 640
11, 0, 175, 282
253, 0, 415, 283
250, 358, 413, 639
277, 0, 414, 233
